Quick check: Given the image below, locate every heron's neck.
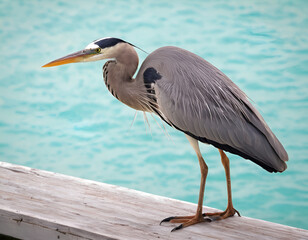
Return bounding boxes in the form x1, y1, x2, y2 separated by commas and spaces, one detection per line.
103, 52, 148, 111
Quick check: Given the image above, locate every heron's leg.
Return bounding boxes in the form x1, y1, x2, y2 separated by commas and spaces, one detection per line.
160, 135, 210, 231
205, 149, 240, 219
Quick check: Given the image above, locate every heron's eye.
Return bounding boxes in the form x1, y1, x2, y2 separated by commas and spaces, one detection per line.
96, 48, 101, 53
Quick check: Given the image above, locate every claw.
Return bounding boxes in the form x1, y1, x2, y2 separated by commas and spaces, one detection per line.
171, 224, 183, 232
203, 217, 212, 222
235, 209, 241, 217
160, 216, 175, 225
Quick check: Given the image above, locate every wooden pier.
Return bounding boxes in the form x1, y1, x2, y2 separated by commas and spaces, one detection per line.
0, 162, 307, 240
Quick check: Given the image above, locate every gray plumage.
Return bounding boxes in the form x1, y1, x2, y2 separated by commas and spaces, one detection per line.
136, 46, 288, 172
44, 38, 288, 172
43, 37, 289, 230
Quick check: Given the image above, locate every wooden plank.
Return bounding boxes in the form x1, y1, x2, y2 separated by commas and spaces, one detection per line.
0, 162, 307, 240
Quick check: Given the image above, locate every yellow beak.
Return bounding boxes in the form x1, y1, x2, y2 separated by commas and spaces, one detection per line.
42, 49, 95, 67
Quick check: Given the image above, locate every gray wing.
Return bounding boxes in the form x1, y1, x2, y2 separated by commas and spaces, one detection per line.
138, 46, 288, 172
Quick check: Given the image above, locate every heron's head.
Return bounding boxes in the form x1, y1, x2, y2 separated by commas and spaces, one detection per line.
42, 37, 135, 67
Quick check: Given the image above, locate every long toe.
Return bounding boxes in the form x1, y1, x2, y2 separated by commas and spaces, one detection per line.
171, 215, 210, 232
203, 211, 226, 217
160, 214, 213, 232
160, 215, 195, 225
215, 207, 240, 220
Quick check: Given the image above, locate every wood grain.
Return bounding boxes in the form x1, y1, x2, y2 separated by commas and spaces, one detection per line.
0, 162, 307, 240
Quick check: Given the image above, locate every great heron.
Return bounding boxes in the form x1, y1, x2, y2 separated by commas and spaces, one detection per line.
43, 37, 288, 231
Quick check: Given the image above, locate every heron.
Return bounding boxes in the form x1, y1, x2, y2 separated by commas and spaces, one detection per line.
42, 37, 288, 232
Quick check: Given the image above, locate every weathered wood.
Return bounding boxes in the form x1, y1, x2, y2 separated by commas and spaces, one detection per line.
0, 162, 307, 240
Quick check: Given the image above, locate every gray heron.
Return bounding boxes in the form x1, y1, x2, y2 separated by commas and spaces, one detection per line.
43, 37, 288, 231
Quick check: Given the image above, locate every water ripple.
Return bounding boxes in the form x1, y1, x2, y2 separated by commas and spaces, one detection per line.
0, 0, 307, 230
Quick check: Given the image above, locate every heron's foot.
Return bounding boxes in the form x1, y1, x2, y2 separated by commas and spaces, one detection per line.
204, 207, 240, 220
160, 214, 211, 232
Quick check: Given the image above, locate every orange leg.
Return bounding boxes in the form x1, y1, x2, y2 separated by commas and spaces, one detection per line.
160, 136, 211, 231
160, 143, 240, 231
204, 149, 240, 219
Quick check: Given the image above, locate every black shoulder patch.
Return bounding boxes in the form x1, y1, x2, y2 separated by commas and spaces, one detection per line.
143, 67, 162, 86
94, 38, 126, 49
143, 67, 162, 107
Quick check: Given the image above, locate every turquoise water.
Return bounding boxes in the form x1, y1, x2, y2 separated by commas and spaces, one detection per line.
1, 0, 308, 230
